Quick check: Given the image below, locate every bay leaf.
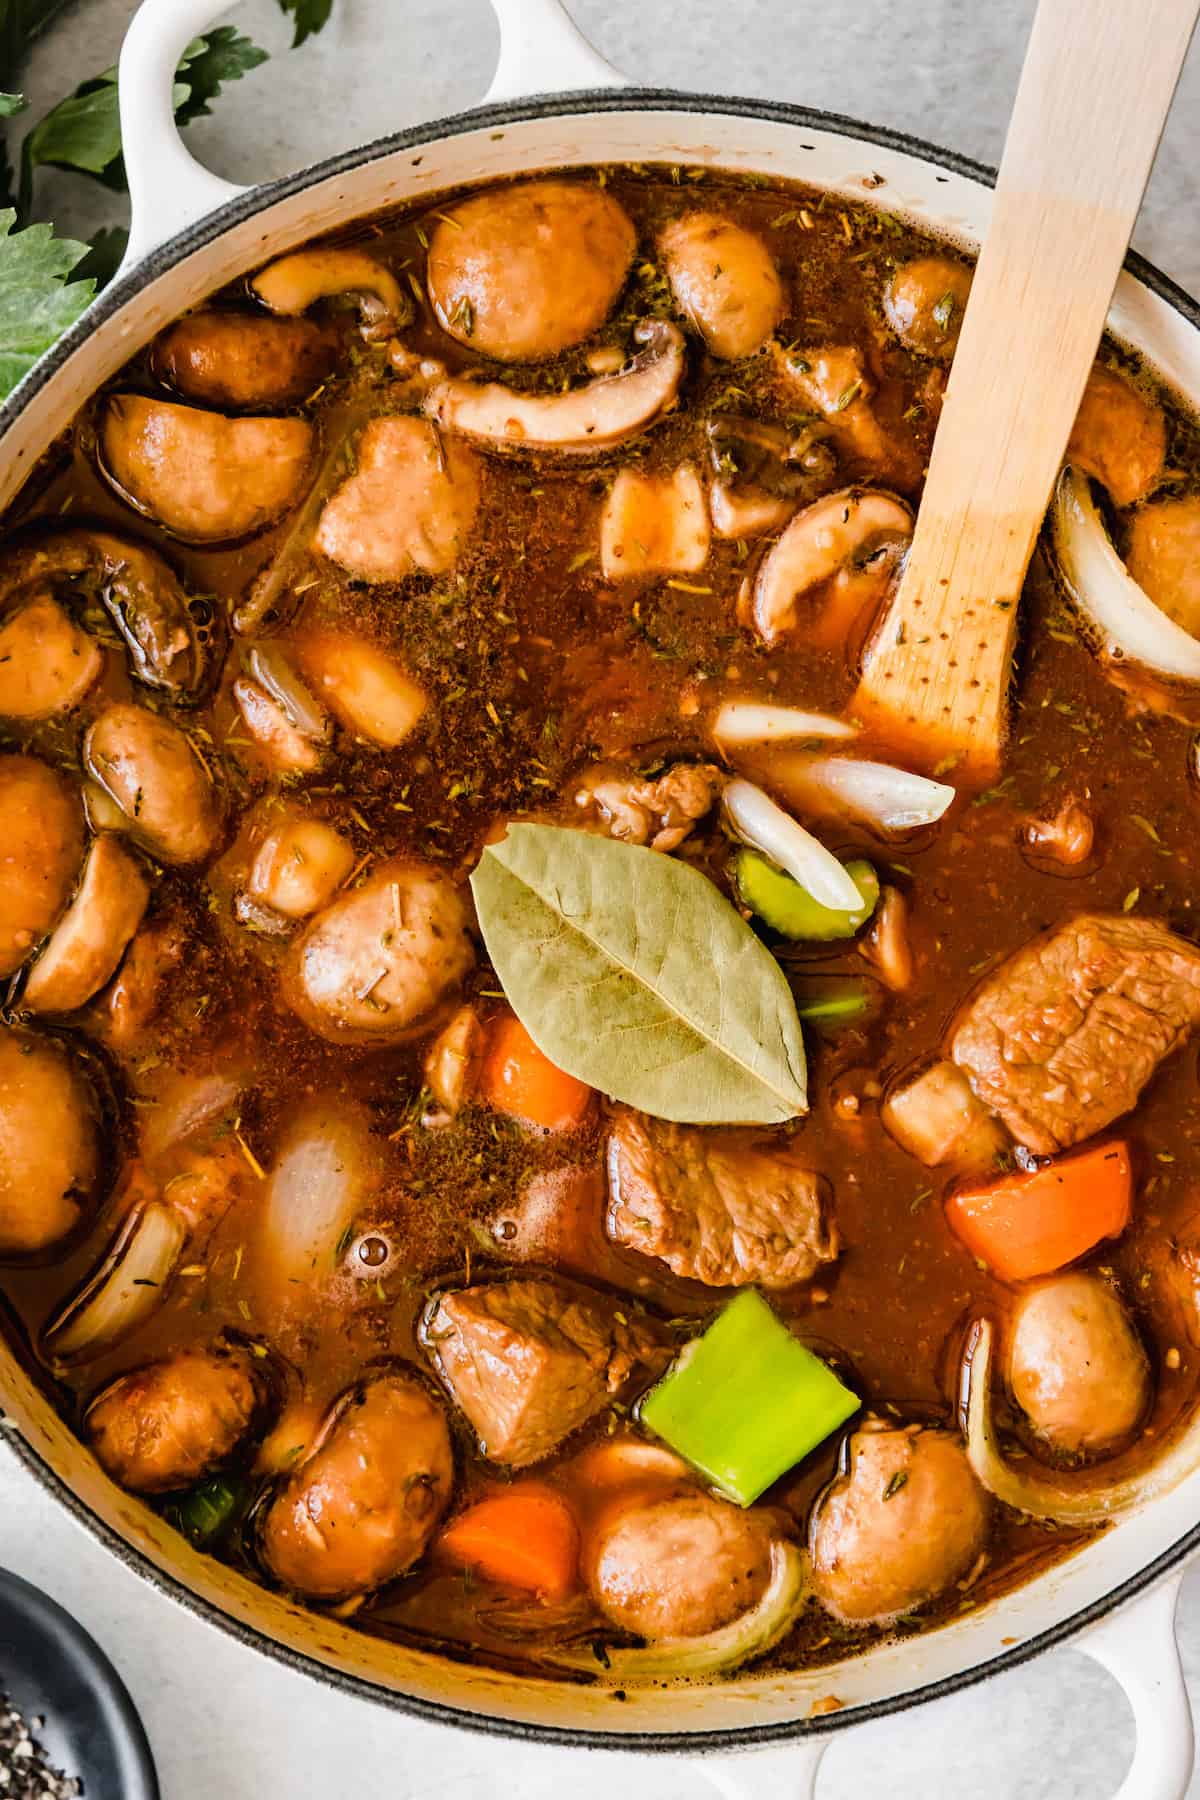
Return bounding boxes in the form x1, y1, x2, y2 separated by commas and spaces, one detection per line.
470, 823, 807, 1125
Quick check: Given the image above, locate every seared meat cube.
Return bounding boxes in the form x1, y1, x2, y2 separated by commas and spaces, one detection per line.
951, 914, 1200, 1155
606, 1111, 837, 1289
423, 1278, 661, 1467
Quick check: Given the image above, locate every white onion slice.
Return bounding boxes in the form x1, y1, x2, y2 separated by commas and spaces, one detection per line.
723, 779, 863, 912
260, 1102, 376, 1289
965, 1318, 1200, 1525
1047, 467, 1200, 682
782, 756, 956, 832
547, 1540, 805, 1681
248, 645, 333, 744
712, 702, 859, 747
44, 1202, 186, 1362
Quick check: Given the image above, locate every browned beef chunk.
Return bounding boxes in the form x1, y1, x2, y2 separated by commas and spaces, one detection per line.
605, 1111, 837, 1289
422, 1278, 661, 1467
950, 913, 1200, 1155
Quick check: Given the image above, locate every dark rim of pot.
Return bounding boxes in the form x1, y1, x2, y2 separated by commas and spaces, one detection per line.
4, 86, 1200, 1754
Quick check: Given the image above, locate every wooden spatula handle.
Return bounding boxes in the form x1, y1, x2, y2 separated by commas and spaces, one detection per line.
855, 0, 1199, 773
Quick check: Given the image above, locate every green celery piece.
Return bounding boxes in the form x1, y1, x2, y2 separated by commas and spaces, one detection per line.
794, 984, 871, 1026
166, 1473, 245, 1548
640, 1290, 859, 1505
734, 849, 878, 941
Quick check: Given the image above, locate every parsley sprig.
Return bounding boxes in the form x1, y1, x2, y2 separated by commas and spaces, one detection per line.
0, 0, 336, 397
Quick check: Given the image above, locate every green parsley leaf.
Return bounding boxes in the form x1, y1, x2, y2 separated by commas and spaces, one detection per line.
70, 224, 127, 288
276, 0, 335, 46
0, 93, 24, 117
174, 27, 269, 127
19, 29, 266, 209
0, 207, 93, 397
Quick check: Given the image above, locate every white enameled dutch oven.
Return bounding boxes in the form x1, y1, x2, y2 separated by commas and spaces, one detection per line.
2, 2, 1199, 1793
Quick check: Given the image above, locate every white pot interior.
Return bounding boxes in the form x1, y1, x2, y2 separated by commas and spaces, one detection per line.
3, 99, 1200, 1742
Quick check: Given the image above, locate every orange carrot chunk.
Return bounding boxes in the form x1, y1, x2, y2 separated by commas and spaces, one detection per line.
945, 1140, 1133, 1282
477, 1010, 594, 1132
438, 1486, 581, 1597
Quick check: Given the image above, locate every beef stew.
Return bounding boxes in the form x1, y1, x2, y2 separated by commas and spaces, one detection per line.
2, 166, 1200, 1685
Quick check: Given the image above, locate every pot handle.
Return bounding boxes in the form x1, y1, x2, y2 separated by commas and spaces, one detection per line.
484, 0, 630, 102
115, 0, 628, 277
691, 1574, 1192, 1800
117, 0, 251, 272
1081, 1572, 1194, 1800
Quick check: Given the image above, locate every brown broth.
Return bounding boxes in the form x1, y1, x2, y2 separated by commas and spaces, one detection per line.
2, 165, 1200, 1682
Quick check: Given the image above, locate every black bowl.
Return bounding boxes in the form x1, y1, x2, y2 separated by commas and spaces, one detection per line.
0, 1568, 158, 1798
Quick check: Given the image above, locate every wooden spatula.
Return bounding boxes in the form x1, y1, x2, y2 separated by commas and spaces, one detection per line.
853, 0, 1200, 775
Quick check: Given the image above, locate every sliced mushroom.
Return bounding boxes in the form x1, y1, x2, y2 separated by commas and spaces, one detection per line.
314, 417, 480, 581
0, 754, 84, 978
858, 884, 912, 992
426, 178, 636, 362
708, 416, 837, 540
0, 1028, 102, 1258
84, 703, 221, 866
424, 320, 685, 457
660, 212, 784, 360
574, 761, 722, 851
23, 836, 150, 1014
103, 912, 185, 1049
1021, 797, 1096, 872
100, 396, 313, 543
771, 343, 917, 487
246, 811, 355, 921
0, 528, 210, 701
250, 245, 411, 340
283, 858, 475, 1044
294, 630, 427, 748
152, 310, 335, 411
423, 1003, 484, 1117
599, 463, 709, 580
883, 256, 973, 360
749, 486, 913, 646
1066, 363, 1166, 508
0, 591, 103, 719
